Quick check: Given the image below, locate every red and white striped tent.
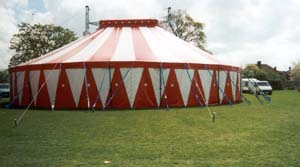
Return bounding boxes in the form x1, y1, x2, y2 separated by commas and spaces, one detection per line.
9, 19, 241, 110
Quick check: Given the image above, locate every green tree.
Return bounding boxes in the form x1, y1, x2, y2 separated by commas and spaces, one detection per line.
242, 64, 280, 81
9, 23, 77, 67
160, 9, 210, 53
242, 64, 267, 80
291, 61, 300, 81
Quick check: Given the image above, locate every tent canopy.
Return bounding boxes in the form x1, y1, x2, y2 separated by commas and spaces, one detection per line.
18, 19, 224, 67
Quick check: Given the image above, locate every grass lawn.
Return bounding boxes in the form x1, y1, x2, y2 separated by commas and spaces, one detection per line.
1, 90, 300, 167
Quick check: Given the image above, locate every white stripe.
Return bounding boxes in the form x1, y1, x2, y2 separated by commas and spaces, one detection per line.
155, 27, 221, 65
16, 71, 25, 104
44, 69, 60, 106
149, 68, 160, 107
140, 27, 181, 62
111, 28, 135, 61
66, 69, 86, 108
230, 71, 237, 102
175, 69, 193, 106
29, 70, 40, 106
64, 28, 113, 62
155, 27, 213, 63
121, 68, 143, 108
198, 70, 212, 105
92, 68, 114, 107
33, 31, 102, 64
218, 71, 227, 103
151, 28, 187, 62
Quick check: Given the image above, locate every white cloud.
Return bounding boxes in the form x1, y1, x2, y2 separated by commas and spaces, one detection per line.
1, 0, 300, 70
0, 0, 27, 70
188, 0, 300, 70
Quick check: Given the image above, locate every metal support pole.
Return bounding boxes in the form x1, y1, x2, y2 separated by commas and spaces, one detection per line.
83, 5, 90, 35
108, 66, 112, 109
167, 7, 171, 23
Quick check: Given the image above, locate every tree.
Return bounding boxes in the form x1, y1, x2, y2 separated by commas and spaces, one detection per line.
291, 61, 300, 81
160, 9, 210, 53
242, 64, 267, 80
9, 23, 77, 67
242, 64, 280, 81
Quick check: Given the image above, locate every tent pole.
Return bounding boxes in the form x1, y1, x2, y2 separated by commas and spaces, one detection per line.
160, 63, 169, 111
83, 63, 90, 111
108, 65, 112, 109
159, 66, 162, 108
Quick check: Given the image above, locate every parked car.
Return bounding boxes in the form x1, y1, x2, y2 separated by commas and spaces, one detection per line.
0, 83, 10, 98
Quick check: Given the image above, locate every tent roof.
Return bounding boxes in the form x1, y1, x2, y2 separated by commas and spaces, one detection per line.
22, 19, 226, 66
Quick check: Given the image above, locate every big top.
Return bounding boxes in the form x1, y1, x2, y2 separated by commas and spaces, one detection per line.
9, 19, 241, 110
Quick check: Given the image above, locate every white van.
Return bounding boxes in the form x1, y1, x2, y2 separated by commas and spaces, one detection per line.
247, 79, 272, 95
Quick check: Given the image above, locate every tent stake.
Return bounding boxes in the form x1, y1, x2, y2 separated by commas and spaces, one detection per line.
212, 112, 216, 122
14, 119, 18, 127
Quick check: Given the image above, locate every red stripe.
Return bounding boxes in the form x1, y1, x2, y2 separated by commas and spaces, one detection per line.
89, 28, 122, 61
132, 28, 158, 61
47, 30, 104, 63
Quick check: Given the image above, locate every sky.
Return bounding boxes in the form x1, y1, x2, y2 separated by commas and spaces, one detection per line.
1, 0, 300, 70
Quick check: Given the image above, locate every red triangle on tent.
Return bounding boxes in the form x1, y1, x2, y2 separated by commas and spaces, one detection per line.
77, 68, 102, 109
209, 70, 219, 105
106, 68, 130, 109
160, 68, 184, 107
36, 70, 51, 108
221, 71, 233, 104
55, 69, 76, 109
187, 69, 205, 106
133, 68, 157, 108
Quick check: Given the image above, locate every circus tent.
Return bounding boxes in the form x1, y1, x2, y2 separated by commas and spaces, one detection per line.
9, 19, 241, 110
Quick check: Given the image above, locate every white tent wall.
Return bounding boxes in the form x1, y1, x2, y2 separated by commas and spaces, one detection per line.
29, 70, 40, 106
16, 71, 25, 105
9, 66, 241, 109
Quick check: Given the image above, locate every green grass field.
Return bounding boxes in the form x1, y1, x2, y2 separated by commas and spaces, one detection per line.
1, 90, 300, 167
